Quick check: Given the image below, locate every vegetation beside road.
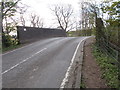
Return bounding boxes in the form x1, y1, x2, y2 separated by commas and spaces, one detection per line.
67, 29, 94, 37
93, 44, 119, 88
2, 34, 20, 53
2, 44, 21, 53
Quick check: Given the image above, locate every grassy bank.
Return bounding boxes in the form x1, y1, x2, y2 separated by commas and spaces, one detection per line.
93, 44, 119, 88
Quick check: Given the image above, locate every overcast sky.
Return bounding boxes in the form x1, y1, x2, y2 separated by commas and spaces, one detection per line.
21, 0, 81, 28
20, 0, 105, 29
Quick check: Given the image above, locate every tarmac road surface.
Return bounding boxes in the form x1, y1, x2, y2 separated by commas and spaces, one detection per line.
2, 37, 88, 88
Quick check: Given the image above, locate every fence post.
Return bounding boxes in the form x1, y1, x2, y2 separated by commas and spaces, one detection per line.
118, 26, 120, 86
117, 2, 120, 61
96, 18, 104, 46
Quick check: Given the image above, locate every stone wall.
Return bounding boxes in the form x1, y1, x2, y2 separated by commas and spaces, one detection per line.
17, 26, 66, 44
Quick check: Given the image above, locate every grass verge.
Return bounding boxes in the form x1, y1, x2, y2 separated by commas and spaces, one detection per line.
93, 44, 119, 88
2, 45, 21, 53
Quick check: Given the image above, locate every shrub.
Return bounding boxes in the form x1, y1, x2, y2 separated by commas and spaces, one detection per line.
2, 33, 18, 48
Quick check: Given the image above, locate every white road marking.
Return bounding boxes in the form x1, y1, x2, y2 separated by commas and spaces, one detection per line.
33, 67, 39, 72
2, 42, 37, 56
29, 76, 34, 79
2, 48, 47, 74
60, 37, 89, 88
2, 38, 59, 55
2, 37, 68, 75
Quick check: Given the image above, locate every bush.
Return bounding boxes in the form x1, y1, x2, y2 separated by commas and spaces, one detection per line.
2, 33, 18, 48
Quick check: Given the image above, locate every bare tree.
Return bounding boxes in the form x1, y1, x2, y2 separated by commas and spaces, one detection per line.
17, 2, 29, 26
36, 16, 44, 28
50, 4, 74, 31
80, 1, 99, 30
30, 13, 44, 28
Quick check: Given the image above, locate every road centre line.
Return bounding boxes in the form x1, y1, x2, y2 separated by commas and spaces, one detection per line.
2, 37, 69, 75
2, 48, 47, 74
2, 37, 70, 75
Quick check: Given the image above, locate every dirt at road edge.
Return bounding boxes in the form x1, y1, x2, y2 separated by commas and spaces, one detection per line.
81, 37, 108, 88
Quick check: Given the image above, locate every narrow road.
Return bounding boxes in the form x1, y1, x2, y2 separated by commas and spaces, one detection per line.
2, 37, 87, 88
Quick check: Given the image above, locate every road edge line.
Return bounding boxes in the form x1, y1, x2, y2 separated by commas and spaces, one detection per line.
60, 37, 90, 88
